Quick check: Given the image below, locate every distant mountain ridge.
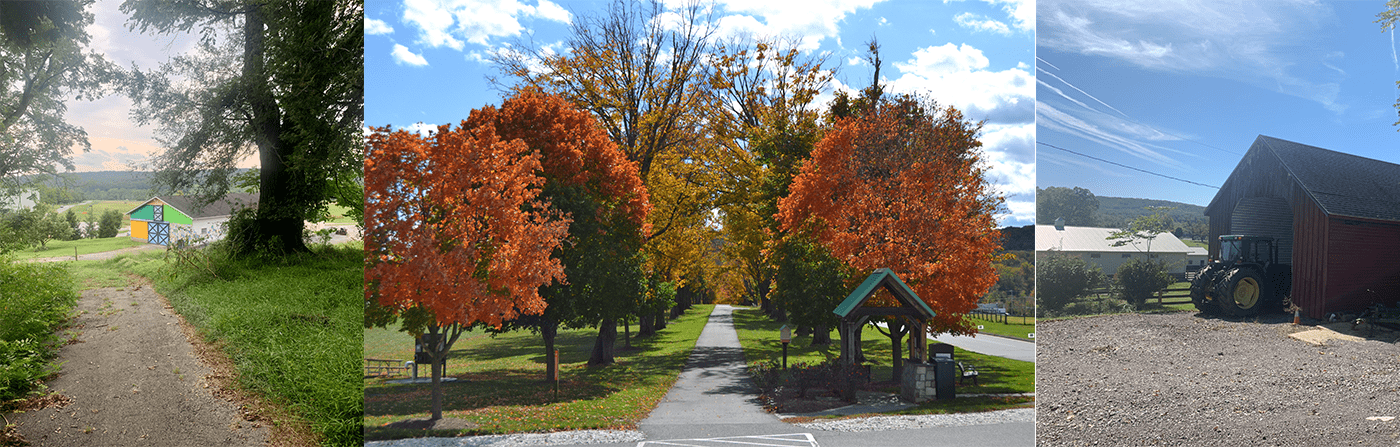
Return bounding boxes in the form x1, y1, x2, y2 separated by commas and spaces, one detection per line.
1094, 195, 1208, 239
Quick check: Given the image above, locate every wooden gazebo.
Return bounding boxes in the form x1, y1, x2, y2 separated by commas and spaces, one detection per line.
832, 268, 936, 366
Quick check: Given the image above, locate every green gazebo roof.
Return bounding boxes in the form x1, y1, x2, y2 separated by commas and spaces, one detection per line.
833, 268, 936, 320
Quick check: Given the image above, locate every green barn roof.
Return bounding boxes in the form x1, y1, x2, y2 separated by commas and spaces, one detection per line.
833, 268, 936, 320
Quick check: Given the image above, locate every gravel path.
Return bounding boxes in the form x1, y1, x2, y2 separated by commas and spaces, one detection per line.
11, 286, 268, 446
795, 407, 1034, 432
1037, 312, 1400, 446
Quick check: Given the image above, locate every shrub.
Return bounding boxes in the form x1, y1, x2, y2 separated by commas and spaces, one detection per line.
1036, 252, 1103, 315
1116, 258, 1173, 308
98, 210, 122, 238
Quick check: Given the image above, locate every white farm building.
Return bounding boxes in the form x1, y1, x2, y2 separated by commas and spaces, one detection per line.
1036, 220, 1195, 278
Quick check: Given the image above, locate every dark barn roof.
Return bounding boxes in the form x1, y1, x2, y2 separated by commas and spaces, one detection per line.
154, 193, 258, 219
1210, 136, 1400, 222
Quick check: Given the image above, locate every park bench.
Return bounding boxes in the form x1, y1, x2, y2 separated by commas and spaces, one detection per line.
957, 361, 979, 386
364, 358, 410, 377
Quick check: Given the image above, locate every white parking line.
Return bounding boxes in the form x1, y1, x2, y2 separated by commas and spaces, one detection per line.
637, 433, 817, 447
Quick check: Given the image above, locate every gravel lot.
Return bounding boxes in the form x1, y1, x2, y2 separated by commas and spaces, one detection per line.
1037, 311, 1400, 446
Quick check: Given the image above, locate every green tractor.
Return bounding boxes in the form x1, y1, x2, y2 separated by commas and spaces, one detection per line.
1190, 235, 1292, 316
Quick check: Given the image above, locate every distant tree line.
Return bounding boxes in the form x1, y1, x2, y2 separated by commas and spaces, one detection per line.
1036, 186, 1209, 240
0, 203, 123, 252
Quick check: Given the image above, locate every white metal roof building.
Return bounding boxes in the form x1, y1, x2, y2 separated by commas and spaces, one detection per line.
1036, 222, 1194, 276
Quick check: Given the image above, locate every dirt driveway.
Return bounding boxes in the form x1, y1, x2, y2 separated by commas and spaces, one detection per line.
10, 285, 268, 446
1037, 312, 1400, 446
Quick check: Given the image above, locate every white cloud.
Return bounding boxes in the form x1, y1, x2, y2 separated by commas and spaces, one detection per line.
366, 18, 394, 35
402, 0, 573, 50
954, 12, 1010, 35
890, 43, 1034, 125
392, 44, 430, 66
403, 122, 440, 137
944, 0, 1032, 33
1038, 0, 1344, 113
708, 0, 883, 51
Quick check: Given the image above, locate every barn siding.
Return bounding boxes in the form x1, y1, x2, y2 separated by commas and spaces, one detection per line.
1230, 196, 1293, 262
1323, 217, 1400, 315
1204, 139, 1293, 258
1291, 185, 1329, 319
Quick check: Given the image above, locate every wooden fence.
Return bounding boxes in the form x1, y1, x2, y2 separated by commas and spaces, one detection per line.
1086, 284, 1192, 306
967, 310, 1034, 325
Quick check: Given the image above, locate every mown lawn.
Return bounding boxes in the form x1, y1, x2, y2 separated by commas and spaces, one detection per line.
730, 306, 1034, 412
964, 314, 1036, 341
364, 305, 715, 441
115, 243, 365, 447
8, 236, 143, 260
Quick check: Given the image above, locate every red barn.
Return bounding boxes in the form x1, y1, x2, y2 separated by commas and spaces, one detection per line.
1204, 135, 1400, 319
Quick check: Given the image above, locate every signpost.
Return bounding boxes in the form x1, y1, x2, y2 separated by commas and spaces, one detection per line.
780, 325, 792, 369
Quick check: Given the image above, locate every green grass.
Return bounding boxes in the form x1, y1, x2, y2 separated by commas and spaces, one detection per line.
66, 200, 139, 231
125, 243, 364, 447
364, 305, 715, 441
730, 307, 1034, 396
0, 257, 79, 405
321, 204, 357, 225
9, 236, 143, 260
964, 314, 1036, 341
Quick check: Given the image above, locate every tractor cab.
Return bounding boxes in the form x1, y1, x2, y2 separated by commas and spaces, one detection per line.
1216, 235, 1276, 266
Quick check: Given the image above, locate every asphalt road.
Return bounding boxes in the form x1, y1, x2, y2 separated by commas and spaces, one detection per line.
928, 332, 1035, 363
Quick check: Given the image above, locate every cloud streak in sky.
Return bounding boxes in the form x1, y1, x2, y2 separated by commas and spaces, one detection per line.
1038, 0, 1346, 114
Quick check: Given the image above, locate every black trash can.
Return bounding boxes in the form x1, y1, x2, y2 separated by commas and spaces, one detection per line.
933, 358, 956, 400
415, 334, 448, 373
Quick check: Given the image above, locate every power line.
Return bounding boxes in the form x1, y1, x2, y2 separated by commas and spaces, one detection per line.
1038, 141, 1220, 189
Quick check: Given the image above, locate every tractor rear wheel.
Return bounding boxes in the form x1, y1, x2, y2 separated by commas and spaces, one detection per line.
1214, 268, 1268, 317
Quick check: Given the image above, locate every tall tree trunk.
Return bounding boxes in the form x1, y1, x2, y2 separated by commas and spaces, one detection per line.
773, 303, 787, 323
244, 4, 306, 255
637, 313, 654, 338
653, 312, 666, 331
623, 316, 633, 348
812, 324, 831, 346
887, 320, 906, 383
588, 318, 617, 366
542, 319, 559, 382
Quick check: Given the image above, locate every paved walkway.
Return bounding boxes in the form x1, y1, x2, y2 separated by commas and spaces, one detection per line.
638, 305, 791, 440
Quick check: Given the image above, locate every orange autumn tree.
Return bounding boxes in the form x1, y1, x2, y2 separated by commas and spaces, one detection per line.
777, 92, 1004, 375
364, 121, 569, 421
464, 88, 651, 370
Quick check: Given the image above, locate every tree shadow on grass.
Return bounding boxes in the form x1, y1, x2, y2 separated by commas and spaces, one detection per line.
365, 367, 617, 418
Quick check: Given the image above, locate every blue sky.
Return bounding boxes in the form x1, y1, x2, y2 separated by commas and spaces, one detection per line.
365, 0, 1036, 226
1037, 0, 1400, 208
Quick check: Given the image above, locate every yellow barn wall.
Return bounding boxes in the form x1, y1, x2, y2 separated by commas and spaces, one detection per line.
131, 220, 148, 241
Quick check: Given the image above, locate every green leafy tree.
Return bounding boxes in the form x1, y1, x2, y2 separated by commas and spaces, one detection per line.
1116, 258, 1174, 308
121, 0, 363, 255
1379, 1, 1400, 128
0, 0, 115, 184
81, 211, 97, 239
5, 203, 68, 249
1036, 186, 1099, 226
63, 208, 79, 240
770, 228, 850, 346
1036, 252, 1102, 315
97, 209, 121, 238
1106, 206, 1175, 253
